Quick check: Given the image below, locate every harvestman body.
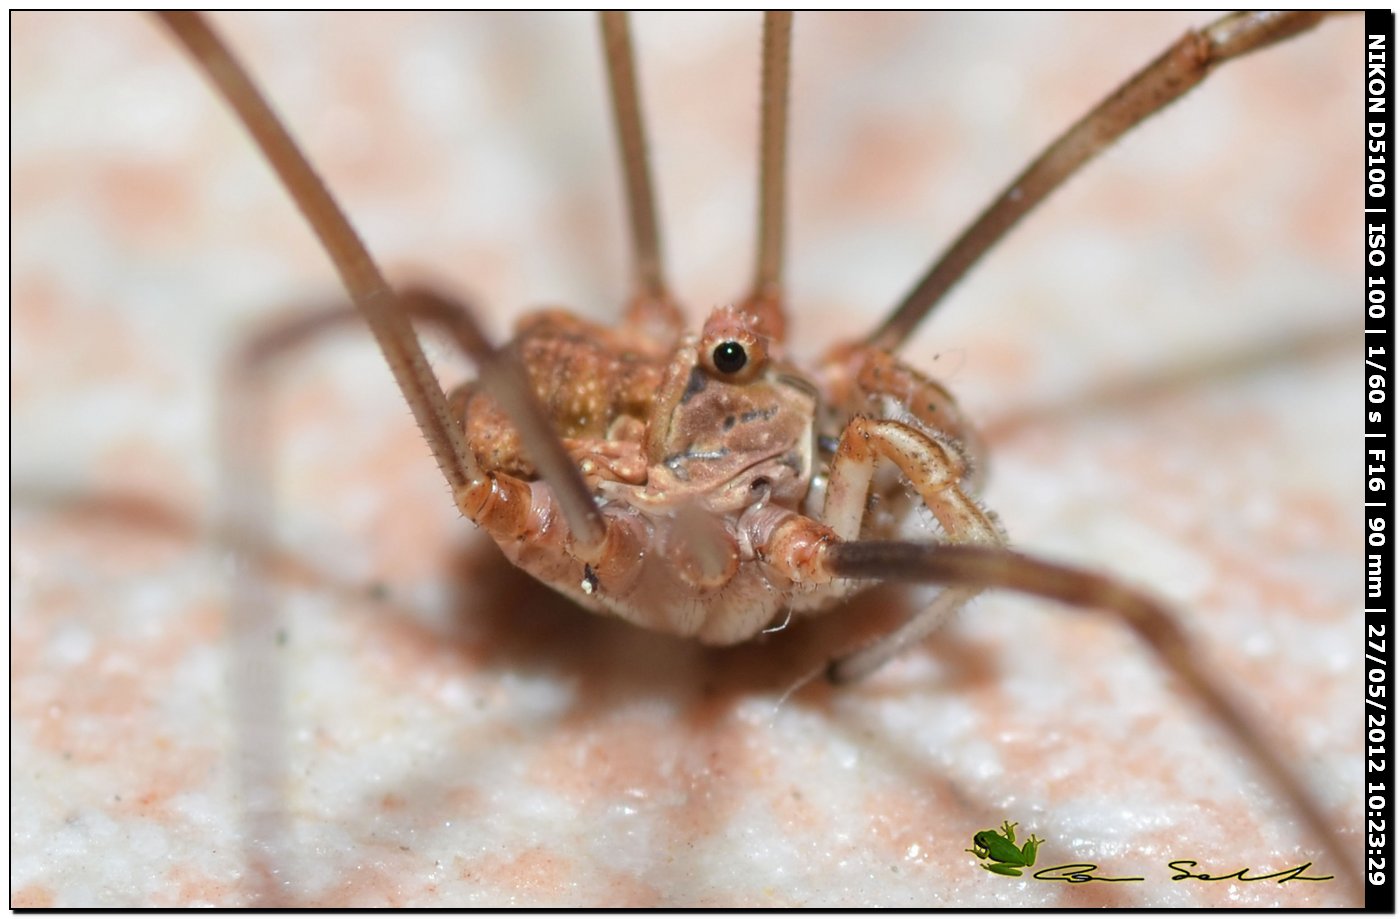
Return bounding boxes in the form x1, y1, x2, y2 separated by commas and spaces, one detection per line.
156, 11, 1359, 902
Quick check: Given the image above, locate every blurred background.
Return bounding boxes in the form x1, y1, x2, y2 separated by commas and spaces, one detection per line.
12, 12, 1361, 907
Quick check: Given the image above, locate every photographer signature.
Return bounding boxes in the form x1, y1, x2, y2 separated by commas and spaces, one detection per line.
1030, 861, 1333, 885
966, 823, 1334, 884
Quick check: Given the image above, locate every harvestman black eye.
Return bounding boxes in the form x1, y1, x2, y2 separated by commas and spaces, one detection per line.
712, 341, 748, 375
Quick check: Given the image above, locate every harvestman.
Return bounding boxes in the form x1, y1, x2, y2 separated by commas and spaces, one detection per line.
154, 11, 1358, 901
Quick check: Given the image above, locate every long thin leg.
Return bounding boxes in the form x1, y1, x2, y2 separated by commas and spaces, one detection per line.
866, 11, 1329, 352
823, 540, 1361, 900
742, 10, 793, 344
212, 299, 517, 907
217, 297, 490, 905
216, 291, 610, 903
158, 13, 608, 557
217, 326, 287, 907
599, 12, 683, 339
158, 12, 476, 501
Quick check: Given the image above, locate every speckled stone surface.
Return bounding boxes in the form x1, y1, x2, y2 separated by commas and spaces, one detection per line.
12, 12, 1361, 907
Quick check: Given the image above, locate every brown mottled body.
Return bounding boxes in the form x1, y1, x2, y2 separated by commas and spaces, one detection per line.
455, 312, 664, 481
455, 303, 975, 645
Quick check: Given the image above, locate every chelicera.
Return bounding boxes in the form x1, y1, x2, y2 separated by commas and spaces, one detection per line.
155, 10, 1357, 902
